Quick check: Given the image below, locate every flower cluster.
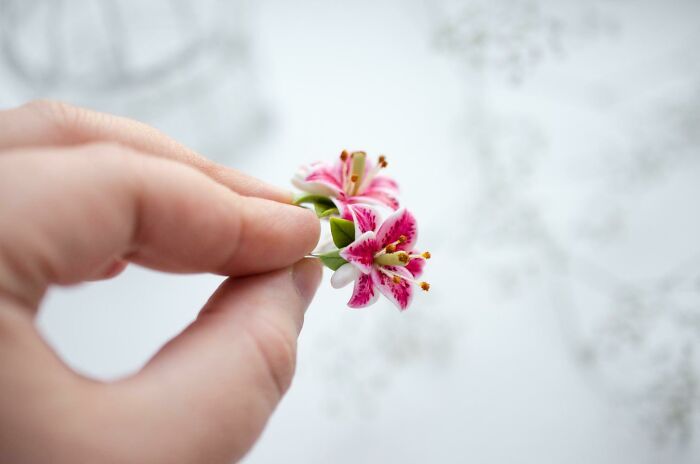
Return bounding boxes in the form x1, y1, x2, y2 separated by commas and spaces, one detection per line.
293, 151, 430, 311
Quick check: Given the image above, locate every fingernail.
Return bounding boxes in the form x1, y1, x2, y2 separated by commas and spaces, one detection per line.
292, 258, 322, 310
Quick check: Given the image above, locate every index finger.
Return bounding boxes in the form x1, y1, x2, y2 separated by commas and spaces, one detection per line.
0, 144, 319, 308
0, 100, 291, 203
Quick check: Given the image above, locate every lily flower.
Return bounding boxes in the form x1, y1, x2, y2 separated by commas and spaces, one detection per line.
293, 150, 400, 218
330, 205, 430, 310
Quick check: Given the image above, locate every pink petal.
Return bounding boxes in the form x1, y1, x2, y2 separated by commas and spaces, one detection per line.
348, 273, 379, 308
368, 175, 399, 194
348, 204, 379, 235
292, 164, 338, 196
339, 231, 378, 274
405, 252, 426, 278
376, 208, 417, 250
353, 190, 400, 210
331, 197, 353, 220
371, 266, 414, 311
303, 161, 343, 194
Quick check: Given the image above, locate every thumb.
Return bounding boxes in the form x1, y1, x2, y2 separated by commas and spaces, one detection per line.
96, 259, 322, 464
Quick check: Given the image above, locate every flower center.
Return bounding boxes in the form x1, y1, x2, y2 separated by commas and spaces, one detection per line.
374, 251, 410, 266
373, 244, 431, 292
340, 151, 388, 196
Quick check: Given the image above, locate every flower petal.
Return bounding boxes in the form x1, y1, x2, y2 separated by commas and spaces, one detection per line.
331, 263, 360, 289
368, 175, 399, 194
376, 207, 417, 250
301, 161, 343, 195
348, 273, 379, 308
371, 266, 414, 311
353, 190, 400, 210
348, 204, 379, 235
405, 252, 426, 278
292, 170, 338, 196
339, 231, 377, 274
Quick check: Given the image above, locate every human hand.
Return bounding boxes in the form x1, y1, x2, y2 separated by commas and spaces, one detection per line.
0, 101, 321, 463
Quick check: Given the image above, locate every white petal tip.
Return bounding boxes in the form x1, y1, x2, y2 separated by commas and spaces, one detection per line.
330, 263, 360, 289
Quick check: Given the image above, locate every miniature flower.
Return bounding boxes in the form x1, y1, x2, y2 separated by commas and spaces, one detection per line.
293, 150, 399, 218
330, 205, 430, 310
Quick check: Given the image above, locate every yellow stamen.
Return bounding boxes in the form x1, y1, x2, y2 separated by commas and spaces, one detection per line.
350, 174, 359, 182
398, 252, 409, 263
420, 282, 430, 292
398, 235, 407, 243
392, 275, 402, 284
422, 251, 431, 259
357, 153, 388, 193
340, 150, 349, 161
385, 243, 397, 253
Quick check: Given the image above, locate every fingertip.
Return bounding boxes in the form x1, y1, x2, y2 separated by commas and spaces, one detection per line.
294, 205, 322, 255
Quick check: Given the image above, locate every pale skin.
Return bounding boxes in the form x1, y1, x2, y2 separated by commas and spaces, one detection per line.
0, 100, 322, 463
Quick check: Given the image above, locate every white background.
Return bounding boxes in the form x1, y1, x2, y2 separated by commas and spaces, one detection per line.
1, 0, 699, 462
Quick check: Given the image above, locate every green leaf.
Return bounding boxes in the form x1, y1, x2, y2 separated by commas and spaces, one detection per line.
316, 205, 340, 218
330, 217, 355, 248
294, 194, 339, 218
318, 250, 348, 271
293, 194, 332, 206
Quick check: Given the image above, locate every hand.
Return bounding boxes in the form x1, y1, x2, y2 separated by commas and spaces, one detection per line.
0, 101, 321, 463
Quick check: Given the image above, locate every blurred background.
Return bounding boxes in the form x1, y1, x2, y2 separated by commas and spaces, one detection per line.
1, 0, 699, 462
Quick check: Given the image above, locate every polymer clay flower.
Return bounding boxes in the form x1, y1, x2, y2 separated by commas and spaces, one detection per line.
328, 205, 430, 310
293, 150, 399, 219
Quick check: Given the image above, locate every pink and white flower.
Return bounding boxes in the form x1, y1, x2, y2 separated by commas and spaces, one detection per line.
331, 205, 430, 311
293, 151, 400, 218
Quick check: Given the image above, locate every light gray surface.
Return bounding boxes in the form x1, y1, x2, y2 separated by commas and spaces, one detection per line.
2, 0, 699, 462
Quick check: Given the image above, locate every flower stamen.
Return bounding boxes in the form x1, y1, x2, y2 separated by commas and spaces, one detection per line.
378, 266, 430, 291
408, 251, 431, 261
375, 251, 410, 266
358, 155, 389, 193
349, 151, 366, 196
375, 237, 405, 258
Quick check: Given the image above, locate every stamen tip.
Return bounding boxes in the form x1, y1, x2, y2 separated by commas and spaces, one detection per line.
398, 235, 408, 243
420, 282, 430, 292
340, 150, 349, 161
422, 251, 431, 259
392, 275, 402, 284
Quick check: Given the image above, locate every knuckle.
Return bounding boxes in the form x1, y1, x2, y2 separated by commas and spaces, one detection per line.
25, 99, 80, 128
24, 99, 109, 139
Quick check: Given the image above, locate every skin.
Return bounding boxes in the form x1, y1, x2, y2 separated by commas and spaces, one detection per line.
0, 100, 322, 463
